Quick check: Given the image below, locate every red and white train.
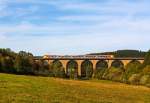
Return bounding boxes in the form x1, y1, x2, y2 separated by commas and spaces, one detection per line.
43, 55, 114, 59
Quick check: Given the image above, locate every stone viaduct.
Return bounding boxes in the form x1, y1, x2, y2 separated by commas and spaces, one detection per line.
35, 55, 144, 77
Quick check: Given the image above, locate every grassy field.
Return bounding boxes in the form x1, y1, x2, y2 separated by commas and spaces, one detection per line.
0, 73, 150, 103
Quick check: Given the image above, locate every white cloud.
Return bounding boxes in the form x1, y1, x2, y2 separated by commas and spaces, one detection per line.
1, 30, 149, 55
0, 0, 150, 55
0, 33, 7, 41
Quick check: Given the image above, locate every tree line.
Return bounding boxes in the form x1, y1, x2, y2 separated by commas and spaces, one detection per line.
0, 48, 150, 87
89, 50, 146, 57
0, 48, 65, 77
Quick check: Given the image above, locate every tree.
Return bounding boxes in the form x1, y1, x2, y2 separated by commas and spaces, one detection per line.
140, 65, 150, 87
142, 50, 150, 68
103, 67, 124, 82
0, 55, 2, 71
69, 68, 75, 79
51, 60, 66, 78
93, 68, 106, 79
66, 60, 78, 79
0, 48, 16, 58
1, 56, 14, 73
142, 65, 150, 75
81, 60, 93, 79
128, 74, 141, 85
33, 60, 52, 76
122, 61, 142, 83
86, 63, 93, 79
14, 51, 34, 74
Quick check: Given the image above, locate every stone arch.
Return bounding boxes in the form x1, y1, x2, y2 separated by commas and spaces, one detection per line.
66, 60, 78, 77
43, 60, 49, 65
125, 60, 142, 70
48, 60, 54, 65
81, 60, 93, 78
52, 60, 64, 68
137, 60, 144, 64
111, 60, 124, 69
129, 60, 142, 64
96, 60, 108, 70
120, 60, 132, 67
126, 60, 142, 67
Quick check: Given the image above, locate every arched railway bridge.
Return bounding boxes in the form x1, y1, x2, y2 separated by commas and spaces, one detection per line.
34, 55, 144, 77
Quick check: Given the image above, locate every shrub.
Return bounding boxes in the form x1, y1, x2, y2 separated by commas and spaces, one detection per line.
29, 60, 52, 77
103, 67, 124, 82
128, 74, 141, 85
69, 68, 76, 79
142, 50, 150, 68
142, 65, 150, 75
140, 75, 150, 85
122, 61, 142, 83
93, 68, 106, 80
85, 65, 93, 79
52, 66, 66, 78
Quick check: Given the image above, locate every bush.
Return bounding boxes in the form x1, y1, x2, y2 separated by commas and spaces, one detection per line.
142, 50, 150, 68
32, 61, 52, 77
128, 74, 141, 85
54, 67, 66, 78
140, 75, 150, 85
93, 68, 106, 80
122, 61, 142, 83
68, 68, 76, 79
103, 67, 124, 82
142, 65, 150, 75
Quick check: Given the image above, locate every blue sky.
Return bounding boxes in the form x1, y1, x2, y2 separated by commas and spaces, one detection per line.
0, 0, 150, 55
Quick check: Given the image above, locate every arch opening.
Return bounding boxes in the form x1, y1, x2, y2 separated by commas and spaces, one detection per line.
51, 60, 66, 77
96, 60, 108, 70
128, 60, 141, 65
81, 60, 93, 78
52, 60, 63, 68
111, 60, 124, 69
66, 60, 78, 77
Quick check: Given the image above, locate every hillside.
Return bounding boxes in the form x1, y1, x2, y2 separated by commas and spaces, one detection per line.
0, 73, 150, 103
89, 50, 146, 57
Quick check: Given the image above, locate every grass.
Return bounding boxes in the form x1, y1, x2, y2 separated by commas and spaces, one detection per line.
0, 73, 150, 103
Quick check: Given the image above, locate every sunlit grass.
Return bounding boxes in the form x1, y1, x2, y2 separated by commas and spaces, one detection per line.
0, 73, 150, 103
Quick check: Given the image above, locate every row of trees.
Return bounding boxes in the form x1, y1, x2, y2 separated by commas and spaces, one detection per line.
0, 48, 65, 77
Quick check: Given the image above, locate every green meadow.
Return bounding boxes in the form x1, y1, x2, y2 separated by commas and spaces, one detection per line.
0, 73, 150, 103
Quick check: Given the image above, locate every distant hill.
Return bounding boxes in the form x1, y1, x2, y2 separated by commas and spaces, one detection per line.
88, 50, 147, 57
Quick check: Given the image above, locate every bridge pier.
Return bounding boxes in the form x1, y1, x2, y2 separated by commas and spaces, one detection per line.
120, 60, 132, 68
90, 60, 98, 71
76, 60, 84, 76
107, 60, 113, 68
59, 60, 69, 73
